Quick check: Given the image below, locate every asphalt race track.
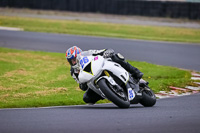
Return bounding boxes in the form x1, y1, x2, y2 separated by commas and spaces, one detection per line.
0, 30, 200, 133
0, 94, 200, 133
0, 30, 200, 71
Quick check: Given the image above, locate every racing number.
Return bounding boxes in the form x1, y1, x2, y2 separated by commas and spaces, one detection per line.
80, 57, 89, 68
129, 90, 134, 99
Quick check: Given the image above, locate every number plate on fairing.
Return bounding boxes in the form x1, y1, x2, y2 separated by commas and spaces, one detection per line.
128, 88, 135, 101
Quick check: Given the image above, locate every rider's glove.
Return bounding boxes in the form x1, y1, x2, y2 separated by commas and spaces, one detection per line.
79, 83, 88, 91
103, 49, 115, 58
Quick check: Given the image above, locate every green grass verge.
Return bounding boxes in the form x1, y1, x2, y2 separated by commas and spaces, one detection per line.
0, 16, 200, 43
0, 47, 191, 108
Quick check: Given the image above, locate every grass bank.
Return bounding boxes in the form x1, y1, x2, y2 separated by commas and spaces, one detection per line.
0, 47, 191, 108
0, 16, 200, 43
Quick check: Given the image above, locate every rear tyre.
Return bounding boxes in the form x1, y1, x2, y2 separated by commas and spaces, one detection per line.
140, 86, 156, 107
98, 79, 130, 108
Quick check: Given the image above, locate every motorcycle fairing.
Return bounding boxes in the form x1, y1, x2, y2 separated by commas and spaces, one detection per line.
102, 60, 129, 84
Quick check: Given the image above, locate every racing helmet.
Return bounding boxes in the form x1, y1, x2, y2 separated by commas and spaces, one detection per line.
66, 46, 82, 68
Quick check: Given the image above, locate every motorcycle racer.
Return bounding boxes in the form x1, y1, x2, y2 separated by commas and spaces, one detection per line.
66, 46, 143, 104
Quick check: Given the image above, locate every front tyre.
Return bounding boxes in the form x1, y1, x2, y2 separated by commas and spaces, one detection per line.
140, 86, 156, 107
98, 79, 130, 108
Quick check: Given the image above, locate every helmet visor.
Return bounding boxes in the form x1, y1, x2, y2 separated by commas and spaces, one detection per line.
67, 57, 77, 66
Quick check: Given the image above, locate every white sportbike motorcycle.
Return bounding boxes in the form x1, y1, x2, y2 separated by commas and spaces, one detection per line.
77, 53, 156, 108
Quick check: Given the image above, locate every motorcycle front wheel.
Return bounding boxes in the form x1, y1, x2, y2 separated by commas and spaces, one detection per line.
98, 78, 130, 108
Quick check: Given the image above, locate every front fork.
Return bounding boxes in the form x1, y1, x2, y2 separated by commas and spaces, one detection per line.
125, 77, 143, 102
100, 70, 141, 102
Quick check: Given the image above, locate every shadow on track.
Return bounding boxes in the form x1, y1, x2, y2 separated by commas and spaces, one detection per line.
53, 104, 147, 110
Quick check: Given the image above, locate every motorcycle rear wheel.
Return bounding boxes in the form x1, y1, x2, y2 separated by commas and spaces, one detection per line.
98, 79, 130, 108
140, 86, 156, 107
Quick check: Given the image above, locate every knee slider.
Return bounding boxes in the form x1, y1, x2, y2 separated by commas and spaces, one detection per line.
117, 53, 125, 60
112, 53, 125, 63
83, 93, 90, 103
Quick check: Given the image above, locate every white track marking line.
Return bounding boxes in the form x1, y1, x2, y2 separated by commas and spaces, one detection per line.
0, 26, 23, 31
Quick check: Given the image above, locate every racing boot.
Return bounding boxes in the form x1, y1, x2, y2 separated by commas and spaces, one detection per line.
112, 53, 143, 83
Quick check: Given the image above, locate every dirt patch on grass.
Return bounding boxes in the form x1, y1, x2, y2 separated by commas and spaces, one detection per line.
12, 87, 68, 99
1, 52, 22, 57
54, 87, 68, 92
0, 94, 10, 102
0, 88, 68, 103
13, 93, 31, 98
0, 57, 20, 63
35, 87, 68, 96
57, 74, 67, 80
0, 86, 13, 91
75, 86, 81, 91
3, 68, 30, 77
1, 52, 59, 62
